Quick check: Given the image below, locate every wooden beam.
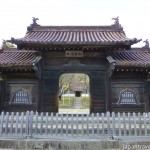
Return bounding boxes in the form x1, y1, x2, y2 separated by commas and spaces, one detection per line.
0, 81, 4, 111
144, 81, 150, 112
106, 63, 112, 112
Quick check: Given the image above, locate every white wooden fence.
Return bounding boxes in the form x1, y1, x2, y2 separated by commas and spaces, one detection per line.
0, 111, 150, 138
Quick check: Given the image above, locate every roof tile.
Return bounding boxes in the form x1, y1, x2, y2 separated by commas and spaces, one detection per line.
114, 49, 150, 67
0, 50, 37, 67
12, 25, 139, 46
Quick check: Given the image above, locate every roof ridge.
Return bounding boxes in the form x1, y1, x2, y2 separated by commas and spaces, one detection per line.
28, 24, 123, 32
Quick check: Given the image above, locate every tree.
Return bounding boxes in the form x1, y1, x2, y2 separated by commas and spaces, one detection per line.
59, 74, 74, 100
1, 40, 15, 49
59, 73, 89, 100
78, 74, 89, 93
6, 42, 15, 48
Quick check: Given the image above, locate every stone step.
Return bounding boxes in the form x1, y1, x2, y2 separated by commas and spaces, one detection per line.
74, 97, 82, 109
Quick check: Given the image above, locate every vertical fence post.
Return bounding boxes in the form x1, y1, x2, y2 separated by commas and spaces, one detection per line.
76, 114, 79, 136
81, 114, 84, 136
40, 112, 43, 135
138, 112, 142, 136
56, 113, 59, 135
66, 114, 69, 136
15, 112, 19, 135
5, 112, 9, 135
50, 113, 53, 135
133, 112, 137, 136
112, 112, 115, 136
96, 113, 100, 136
118, 112, 121, 136
91, 113, 94, 137
60, 113, 63, 135
0, 112, 4, 134
123, 112, 126, 136
128, 112, 131, 136
71, 114, 74, 136
29, 111, 33, 138
45, 112, 49, 135
148, 112, 150, 135
102, 113, 104, 135
107, 112, 110, 136
35, 112, 38, 135
10, 112, 14, 134
25, 111, 30, 137
143, 113, 147, 136
86, 114, 89, 136
20, 112, 24, 135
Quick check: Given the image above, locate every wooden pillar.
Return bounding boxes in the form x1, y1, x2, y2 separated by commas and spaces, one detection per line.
144, 81, 150, 112
0, 72, 5, 112
42, 71, 58, 112
37, 78, 42, 112
106, 77, 112, 112
90, 71, 106, 113
0, 81, 3, 111
34, 57, 43, 112
0, 82, 2, 111
106, 62, 114, 112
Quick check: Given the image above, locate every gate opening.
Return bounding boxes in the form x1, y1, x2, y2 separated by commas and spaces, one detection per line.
58, 73, 90, 114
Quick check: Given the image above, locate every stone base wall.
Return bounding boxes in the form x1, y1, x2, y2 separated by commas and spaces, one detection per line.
0, 137, 150, 150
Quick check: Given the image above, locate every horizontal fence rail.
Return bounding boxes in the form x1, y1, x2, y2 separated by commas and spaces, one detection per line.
0, 111, 150, 138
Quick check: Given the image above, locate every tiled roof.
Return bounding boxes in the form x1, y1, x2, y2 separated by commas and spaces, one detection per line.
11, 25, 140, 46
0, 50, 37, 67
114, 49, 150, 67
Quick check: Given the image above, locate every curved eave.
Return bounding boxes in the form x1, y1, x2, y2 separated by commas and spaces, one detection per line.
114, 50, 150, 68
115, 64, 150, 68
14, 39, 137, 46
11, 29, 139, 46
0, 64, 34, 68
0, 50, 38, 68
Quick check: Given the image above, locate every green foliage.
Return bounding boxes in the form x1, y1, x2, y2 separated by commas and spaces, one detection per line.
59, 97, 74, 108
6, 42, 15, 48
59, 96, 90, 109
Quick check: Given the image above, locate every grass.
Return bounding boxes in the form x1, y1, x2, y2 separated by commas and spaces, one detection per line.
59, 96, 90, 109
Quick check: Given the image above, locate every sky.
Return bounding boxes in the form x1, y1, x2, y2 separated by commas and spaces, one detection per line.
0, 0, 150, 47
